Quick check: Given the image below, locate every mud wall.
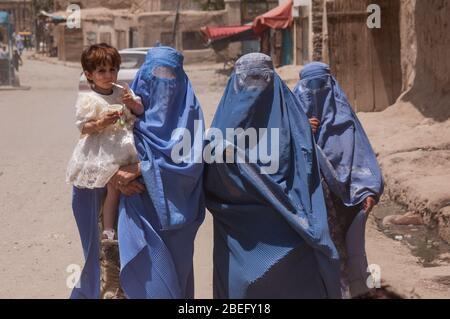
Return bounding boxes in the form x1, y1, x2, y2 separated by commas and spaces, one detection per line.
398, 0, 450, 121
54, 0, 133, 11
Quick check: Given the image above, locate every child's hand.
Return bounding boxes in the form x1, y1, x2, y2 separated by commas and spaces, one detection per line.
309, 117, 320, 134
121, 83, 144, 116
98, 111, 120, 129
121, 83, 136, 109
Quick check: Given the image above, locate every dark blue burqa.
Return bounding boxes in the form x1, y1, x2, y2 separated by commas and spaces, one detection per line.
204, 53, 341, 299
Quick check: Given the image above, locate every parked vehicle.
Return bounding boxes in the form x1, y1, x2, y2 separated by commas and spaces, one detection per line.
120, 47, 152, 52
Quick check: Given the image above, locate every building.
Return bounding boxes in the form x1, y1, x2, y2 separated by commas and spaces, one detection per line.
53, 0, 134, 11
53, 0, 138, 61
291, 0, 402, 112
53, 1, 222, 62
53, 8, 133, 61
52, 0, 296, 64
136, 1, 234, 63
52, 0, 243, 63
0, 0, 33, 33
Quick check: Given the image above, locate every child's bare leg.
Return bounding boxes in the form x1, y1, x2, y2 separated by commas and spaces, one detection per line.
102, 182, 121, 239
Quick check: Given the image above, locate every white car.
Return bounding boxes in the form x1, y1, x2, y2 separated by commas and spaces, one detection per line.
78, 49, 149, 91
120, 47, 152, 52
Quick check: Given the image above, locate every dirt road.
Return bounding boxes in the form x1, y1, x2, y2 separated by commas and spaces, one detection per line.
0, 54, 448, 298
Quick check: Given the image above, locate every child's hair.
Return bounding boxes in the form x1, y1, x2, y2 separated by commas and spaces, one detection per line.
81, 43, 121, 83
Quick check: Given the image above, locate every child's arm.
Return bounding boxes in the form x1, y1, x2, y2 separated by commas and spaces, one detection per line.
81, 111, 120, 135
122, 86, 144, 116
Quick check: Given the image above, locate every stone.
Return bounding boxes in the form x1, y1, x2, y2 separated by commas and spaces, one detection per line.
382, 212, 424, 226
438, 206, 450, 245
437, 253, 450, 262
382, 215, 400, 226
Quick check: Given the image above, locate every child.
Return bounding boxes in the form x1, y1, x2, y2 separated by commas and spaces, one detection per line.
66, 43, 144, 241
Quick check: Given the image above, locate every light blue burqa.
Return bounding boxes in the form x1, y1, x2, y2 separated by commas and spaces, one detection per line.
293, 62, 384, 296
293, 62, 383, 206
70, 47, 205, 299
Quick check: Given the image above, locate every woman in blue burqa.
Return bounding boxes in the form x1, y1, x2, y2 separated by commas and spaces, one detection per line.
204, 53, 342, 299
70, 46, 205, 299
293, 62, 384, 298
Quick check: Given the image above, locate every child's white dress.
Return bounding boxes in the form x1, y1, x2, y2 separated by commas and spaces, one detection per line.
66, 88, 139, 189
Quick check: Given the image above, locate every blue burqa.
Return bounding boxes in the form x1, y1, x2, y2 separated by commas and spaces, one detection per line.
293, 62, 384, 296
293, 62, 383, 206
70, 187, 105, 299
204, 53, 341, 299
70, 46, 205, 299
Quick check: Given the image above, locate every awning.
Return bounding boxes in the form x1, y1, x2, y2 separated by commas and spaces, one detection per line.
201, 25, 257, 47
253, 0, 293, 35
38, 10, 67, 23
201, 0, 294, 46
201, 25, 253, 41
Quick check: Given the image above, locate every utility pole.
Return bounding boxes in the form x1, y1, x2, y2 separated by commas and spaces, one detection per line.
171, 0, 181, 48
31, 0, 38, 51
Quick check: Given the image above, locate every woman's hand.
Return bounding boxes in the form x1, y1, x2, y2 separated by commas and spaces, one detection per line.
110, 163, 141, 188
309, 117, 320, 134
362, 196, 377, 215
122, 85, 136, 108
118, 180, 146, 196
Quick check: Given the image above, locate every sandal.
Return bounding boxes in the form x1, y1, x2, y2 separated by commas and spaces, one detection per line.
102, 229, 116, 240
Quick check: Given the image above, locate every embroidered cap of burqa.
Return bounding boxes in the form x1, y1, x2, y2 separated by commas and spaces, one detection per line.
204, 53, 341, 299
117, 46, 205, 298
